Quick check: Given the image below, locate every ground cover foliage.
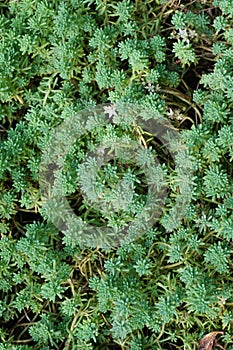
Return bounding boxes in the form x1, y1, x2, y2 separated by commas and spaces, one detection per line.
0, 0, 233, 349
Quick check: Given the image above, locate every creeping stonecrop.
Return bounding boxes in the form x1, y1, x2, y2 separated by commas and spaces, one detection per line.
0, 0, 232, 349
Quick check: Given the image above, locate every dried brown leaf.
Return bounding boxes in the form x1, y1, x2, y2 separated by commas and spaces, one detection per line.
198, 332, 224, 350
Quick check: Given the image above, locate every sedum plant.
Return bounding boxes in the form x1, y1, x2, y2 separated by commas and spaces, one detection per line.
0, 0, 232, 349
